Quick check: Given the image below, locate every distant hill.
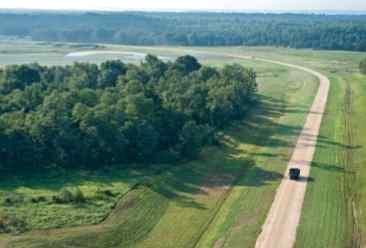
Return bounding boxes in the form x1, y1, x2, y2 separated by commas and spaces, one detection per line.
0, 11, 365, 51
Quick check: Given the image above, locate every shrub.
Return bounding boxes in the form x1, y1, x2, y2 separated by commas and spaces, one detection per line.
95, 188, 117, 200
53, 188, 73, 204
2, 193, 25, 206
0, 211, 28, 234
30, 196, 47, 204
52, 187, 86, 204
73, 187, 86, 203
101, 189, 114, 197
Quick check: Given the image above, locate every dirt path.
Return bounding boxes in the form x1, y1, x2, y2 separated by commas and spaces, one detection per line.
240, 57, 329, 248
0, 239, 7, 248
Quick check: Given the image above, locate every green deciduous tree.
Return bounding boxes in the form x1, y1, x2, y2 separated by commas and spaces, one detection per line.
98, 60, 127, 88
0, 64, 41, 94
0, 56, 257, 171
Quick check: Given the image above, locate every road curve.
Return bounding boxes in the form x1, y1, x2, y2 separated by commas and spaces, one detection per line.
226, 54, 329, 248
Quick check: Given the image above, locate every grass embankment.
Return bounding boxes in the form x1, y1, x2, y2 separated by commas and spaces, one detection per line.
296, 71, 366, 247
352, 73, 366, 247
4, 61, 318, 248
0, 168, 159, 230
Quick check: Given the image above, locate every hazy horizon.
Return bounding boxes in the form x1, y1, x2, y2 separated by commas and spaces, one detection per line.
0, 0, 365, 12
0, 8, 365, 16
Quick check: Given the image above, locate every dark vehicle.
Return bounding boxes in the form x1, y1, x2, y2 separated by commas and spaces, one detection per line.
289, 168, 301, 180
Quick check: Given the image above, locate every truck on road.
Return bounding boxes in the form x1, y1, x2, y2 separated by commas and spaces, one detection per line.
289, 168, 301, 180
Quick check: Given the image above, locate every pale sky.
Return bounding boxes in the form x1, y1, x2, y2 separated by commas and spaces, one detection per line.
0, 0, 365, 12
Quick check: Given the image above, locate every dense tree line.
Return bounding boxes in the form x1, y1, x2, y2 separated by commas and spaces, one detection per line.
0, 12, 366, 51
0, 55, 257, 170
360, 58, 366, 74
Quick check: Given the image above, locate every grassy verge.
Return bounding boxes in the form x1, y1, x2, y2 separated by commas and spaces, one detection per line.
295, 75, 351, 247
296, 71, 366, 247
197, 66, 318, 248
207, 46, 366, 247
5, 61, 318, 247
351, 73, 366, 246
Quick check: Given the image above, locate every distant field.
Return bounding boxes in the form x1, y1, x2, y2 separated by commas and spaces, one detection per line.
0, 40, 227, 66
0, 41, 365, 247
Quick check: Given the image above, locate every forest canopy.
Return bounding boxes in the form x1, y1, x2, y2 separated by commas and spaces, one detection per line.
0, 12, 366, 51
0, 55, 257, 171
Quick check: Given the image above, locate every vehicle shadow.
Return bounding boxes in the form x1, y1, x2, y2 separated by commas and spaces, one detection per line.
297, 176, 315, 183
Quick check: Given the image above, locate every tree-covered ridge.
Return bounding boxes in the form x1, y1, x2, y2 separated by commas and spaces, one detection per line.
0, 55, 257, 170
360, 58, 366, 74
1, 12, 366, 51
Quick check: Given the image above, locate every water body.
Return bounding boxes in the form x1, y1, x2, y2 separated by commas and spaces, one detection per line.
65, 50, 171, 62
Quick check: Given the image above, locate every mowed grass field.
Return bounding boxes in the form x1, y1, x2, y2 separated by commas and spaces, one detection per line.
207, 46, 366, 247
295, 75, 352, 247
295, 72, 366, 248
0, 41, 319, 247
202, 46, 366, 248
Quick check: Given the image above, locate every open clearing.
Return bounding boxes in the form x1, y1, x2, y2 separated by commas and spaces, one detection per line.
0, 42, 366, 247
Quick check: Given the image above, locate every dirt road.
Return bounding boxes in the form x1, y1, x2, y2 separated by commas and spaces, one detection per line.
245, 58, 329, 248
0, 239, 6, 248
